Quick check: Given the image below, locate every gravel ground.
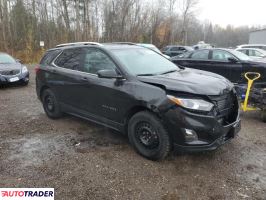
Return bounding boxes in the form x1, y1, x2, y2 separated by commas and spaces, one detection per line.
0, 66, 265, 200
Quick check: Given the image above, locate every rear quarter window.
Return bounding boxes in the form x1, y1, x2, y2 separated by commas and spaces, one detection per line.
40, 50, 61, 65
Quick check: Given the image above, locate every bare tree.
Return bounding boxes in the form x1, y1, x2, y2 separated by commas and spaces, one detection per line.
0, 0, 259, 62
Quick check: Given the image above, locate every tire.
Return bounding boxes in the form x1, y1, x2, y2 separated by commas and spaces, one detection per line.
128, 111, 171, 160
42, 89, 62, 119
261, 108, 266, 123
21, 80, 29, 86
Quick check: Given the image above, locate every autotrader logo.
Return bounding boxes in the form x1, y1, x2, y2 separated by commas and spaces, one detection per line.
0, 188, 54, 199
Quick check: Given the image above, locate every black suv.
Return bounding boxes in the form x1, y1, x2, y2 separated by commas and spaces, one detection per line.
36, 42, 241, 160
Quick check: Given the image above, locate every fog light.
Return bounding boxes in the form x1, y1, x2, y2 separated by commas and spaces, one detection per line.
184, 129, 198, 142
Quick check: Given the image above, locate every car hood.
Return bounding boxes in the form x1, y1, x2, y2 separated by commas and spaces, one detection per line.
137, 68, 234, 96
0, 63, 22, 71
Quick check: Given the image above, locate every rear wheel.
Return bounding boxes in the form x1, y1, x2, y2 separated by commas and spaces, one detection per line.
42, 89, 62, 119
128, 111, 171, 160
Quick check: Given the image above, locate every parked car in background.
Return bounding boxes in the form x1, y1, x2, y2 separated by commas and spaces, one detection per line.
236, 48, 266, 59
0, 52, 29, 86
36, 42, 240, 160
193, 41, 213, 50
162, 45, 193, 57
237, 44, 266, 51
170, 48, 266, 84
137, 43, 170, 59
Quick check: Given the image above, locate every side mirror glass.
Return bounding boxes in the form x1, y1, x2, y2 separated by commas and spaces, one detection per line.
97, 69, 123, 79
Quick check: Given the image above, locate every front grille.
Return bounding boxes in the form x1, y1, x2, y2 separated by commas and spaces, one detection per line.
209, 91, 238, 125
0, 69, 20, 76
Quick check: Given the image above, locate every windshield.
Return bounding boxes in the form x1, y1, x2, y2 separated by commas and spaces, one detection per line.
113, 48, 179, 76
230, 50, 252, 61
162, 47, 169, 51
0, 54, 16, 64
138, 44, 161, 53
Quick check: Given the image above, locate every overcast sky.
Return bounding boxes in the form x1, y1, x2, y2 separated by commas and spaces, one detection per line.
198, 0, 266, 27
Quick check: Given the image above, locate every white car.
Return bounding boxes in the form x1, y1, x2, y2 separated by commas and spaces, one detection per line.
236, 48, 266, 59
237, 44, 266, 51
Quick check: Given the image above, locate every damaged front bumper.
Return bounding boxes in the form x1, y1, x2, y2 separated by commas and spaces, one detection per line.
162, 107, 241, 152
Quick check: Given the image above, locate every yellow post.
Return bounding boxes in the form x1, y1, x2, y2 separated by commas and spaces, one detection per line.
242, 72, 261, 112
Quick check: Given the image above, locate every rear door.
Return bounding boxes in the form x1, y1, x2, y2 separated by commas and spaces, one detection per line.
52, 48, 87, 109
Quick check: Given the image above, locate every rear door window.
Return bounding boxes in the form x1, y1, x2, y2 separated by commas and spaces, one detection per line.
54, 48, 83, 71
170, 47, 179, 51
40, 50, 61, 65
238, 49, 247, 55
190, 50, 209, 60
251, 50, 263, 57
211, 50, 234, 61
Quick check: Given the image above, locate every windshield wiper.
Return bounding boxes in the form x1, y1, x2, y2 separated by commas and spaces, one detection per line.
160, 70, 178, 75
137, 73, 157, 76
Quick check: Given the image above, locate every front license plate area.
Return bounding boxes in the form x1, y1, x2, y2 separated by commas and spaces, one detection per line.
9, 77, 19, 82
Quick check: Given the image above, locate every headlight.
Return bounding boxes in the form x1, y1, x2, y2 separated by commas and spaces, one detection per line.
21, 66, 28, 74
167, 95, 214, 111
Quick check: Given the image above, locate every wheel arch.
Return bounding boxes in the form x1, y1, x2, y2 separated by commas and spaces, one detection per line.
40, 85, 50, 102
124, 105, 160, 133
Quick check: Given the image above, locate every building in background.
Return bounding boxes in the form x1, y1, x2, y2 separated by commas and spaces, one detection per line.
249, 29, 266, 44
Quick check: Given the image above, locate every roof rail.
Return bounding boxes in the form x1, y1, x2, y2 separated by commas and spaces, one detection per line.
111, 42, 136, 45
56, 42, 103, 48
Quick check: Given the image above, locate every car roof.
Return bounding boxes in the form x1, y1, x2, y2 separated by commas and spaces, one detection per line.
238, 44, 266, 47
194, 48, 230, 51
137, 43, 156, 47
236, 47, 266, 52
164, 45, 189, 48
48, 42, 145, 52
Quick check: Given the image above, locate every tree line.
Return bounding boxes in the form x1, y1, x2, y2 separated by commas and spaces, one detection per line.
0, 0, 263, 63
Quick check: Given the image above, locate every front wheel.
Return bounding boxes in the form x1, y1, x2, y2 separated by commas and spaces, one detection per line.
42, 89, 62, 119
128, 111, 171, 160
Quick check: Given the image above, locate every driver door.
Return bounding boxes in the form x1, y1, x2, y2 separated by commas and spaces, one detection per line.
78, 48, 132, 124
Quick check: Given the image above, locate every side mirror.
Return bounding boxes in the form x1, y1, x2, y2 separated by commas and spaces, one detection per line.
228, 57, 238, 63
97, 69, 123, 79
16, 59, 21, 63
